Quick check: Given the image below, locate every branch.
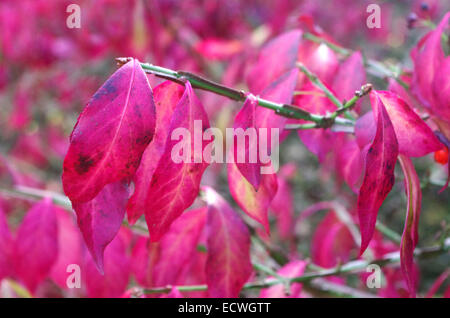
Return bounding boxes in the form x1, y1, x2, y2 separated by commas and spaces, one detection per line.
142, 238, 450, 295
116, 57, 354, 129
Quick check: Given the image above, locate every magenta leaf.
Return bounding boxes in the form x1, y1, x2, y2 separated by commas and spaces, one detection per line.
332, 51, 366, 113
127, 81, 185, 224
130, 236, 159, 288
72, 181, 129, 273
357, 93, 399, 255
202, 186, 253, 298
373, 91, 442, 157
153, 208, 207, 286
246, 29, 302, 94
232, 94, 261, 190
260, 261, 307, 298
398, 155, 422, 298
84, 228, 130, 298
228, 160, 277, 233
62, 58, 156, 203
0, 207, 12, 282
13, 198, 58, 292
144, 82, 210, 241
50, 208, 82, 289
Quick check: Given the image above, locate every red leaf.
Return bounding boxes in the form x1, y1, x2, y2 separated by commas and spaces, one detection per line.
144, 82, 210, 241
153, 208, 207, 286
398, 155, 422, 298
0, 207, 12, 281
62, 58, 156, 203
232, 94, 261, 189
259, 261, 307, 298
332, 51, 366, 113
49, 208, 82, 289
72, 181, 129, 273
228, 161, 277, 233
374, 91, 442, 157
13, 198, 58, 293
84, 228, 130, 298
127, 81, 185, 224
246, 30, 302, 94
357, 93, 399, 255
202, 186, 253, 298
130, 236, 159, 288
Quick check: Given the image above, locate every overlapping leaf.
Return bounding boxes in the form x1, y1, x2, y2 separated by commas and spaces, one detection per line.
62, 59, 156, 203
357, 92, 399, 255
202, 187, 252, 298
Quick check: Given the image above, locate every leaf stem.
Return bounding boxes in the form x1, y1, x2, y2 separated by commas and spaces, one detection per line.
116, 57, 352, 128
141, 237, 450, 295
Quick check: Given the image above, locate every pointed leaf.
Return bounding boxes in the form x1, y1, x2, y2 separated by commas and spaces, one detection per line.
247, 30, 302, 94
228, 160, 277, 233
0, 207, 12, 281
127, 81, 185, 224
62, 59, 156, 203
357, 93, 399, 255
72, 181, 129, 273
144, 82, 210, 241
398, 155, 422, 298
202, 187, 253, 298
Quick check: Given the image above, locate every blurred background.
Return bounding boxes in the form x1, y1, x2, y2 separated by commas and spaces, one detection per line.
0, 0, 449, 297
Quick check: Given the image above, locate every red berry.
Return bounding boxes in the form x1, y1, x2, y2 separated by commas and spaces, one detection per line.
434, 148, 449, 165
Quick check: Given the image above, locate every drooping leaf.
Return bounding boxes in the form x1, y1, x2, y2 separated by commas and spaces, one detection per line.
202, 186, 253, 298
72, 181, 129, 273
153, 208, 207, 286
127, 81, 185, 224
0, 207, 12, 282
13, 198, 58, 293
398, 155, 422, 298
332, 51, 366, 113
62, 58, 156, 203
232, 94, 261, 190
374, 91, 442, 157
246, 29, 302, 94
144, 82, 210, 241
259, 261, 307, 298
50, 208, 82, 289
228, 161, 277, 233
84, 228, 130, 298
357, 93, 399, 255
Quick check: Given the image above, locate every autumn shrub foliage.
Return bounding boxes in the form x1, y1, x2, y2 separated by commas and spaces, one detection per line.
0, 0, 449, 298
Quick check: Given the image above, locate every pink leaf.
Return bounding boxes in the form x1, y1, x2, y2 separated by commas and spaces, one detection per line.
374, 91, 442, 157
62, 58, 156, 203
49, 208, 82, 289
144, 82, 210, 241
14, 198, 58, 292
260, 261, 307, 298
202, 186, 253, 298
84, 228, 130, 298
153, 208, 207, 286
127, 81, 185, 224
0, 207, 12, 281
130, 236, 159, 288
228, 161, 277, 233
357, 93, 399, 255
72, 181, 129, 273
332, 51, 366, 113
232, 94, 261, 189
246, 30, 302, 94
398, 155, 422, 298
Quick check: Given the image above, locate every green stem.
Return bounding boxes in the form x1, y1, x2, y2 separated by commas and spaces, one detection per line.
116, 57, 351, 128
142, 238, 450, 294
375, 221, 402, 244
